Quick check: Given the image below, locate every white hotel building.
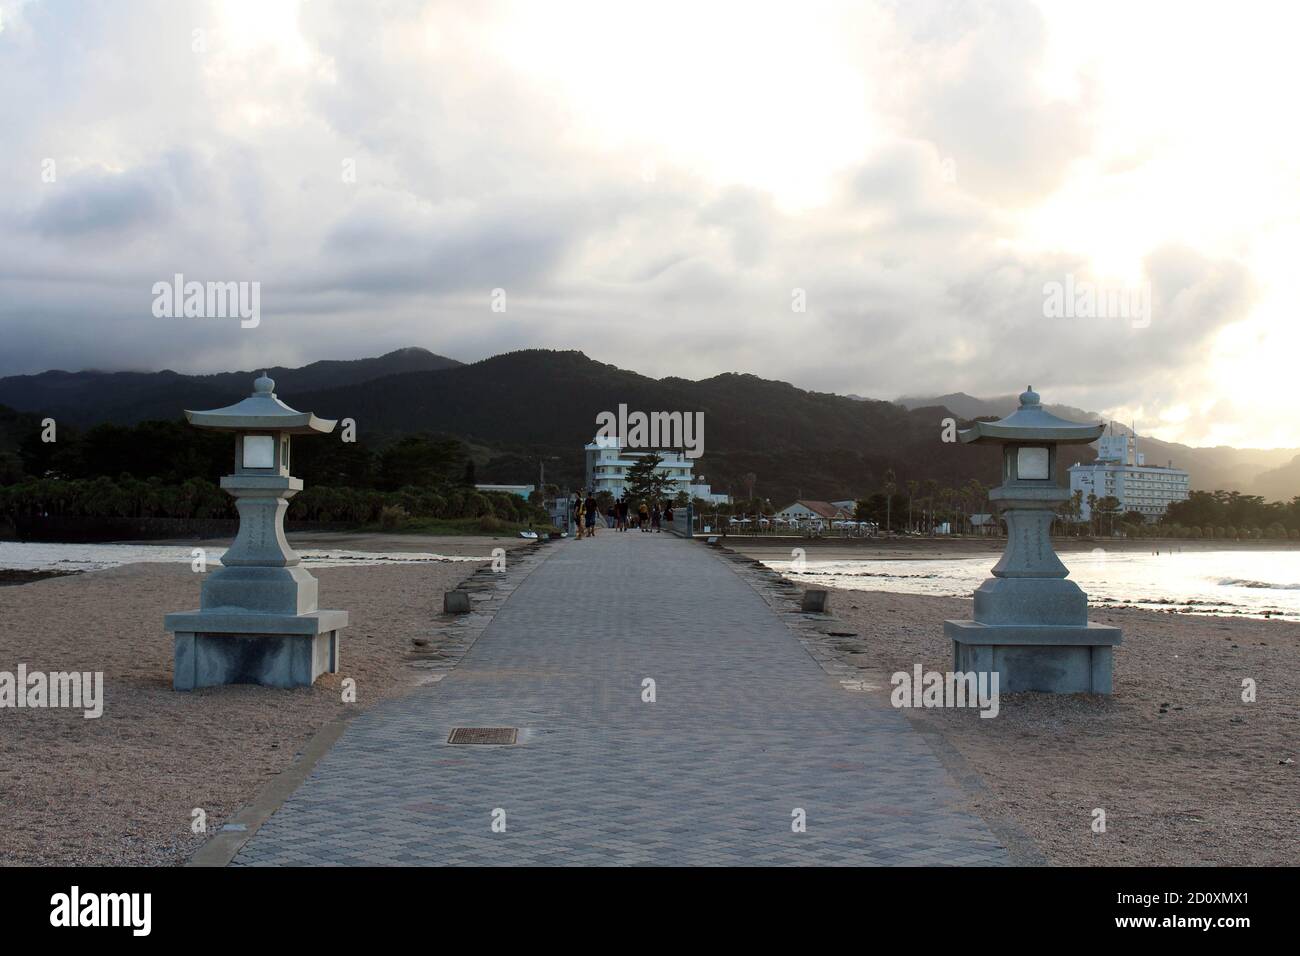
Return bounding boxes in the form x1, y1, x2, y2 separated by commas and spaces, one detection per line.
584, 436, 730, 503
1069, 428, 1190, 523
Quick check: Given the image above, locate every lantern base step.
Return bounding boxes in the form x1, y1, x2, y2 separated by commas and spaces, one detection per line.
945, 619, 1120, 695
167, 610, 347, 690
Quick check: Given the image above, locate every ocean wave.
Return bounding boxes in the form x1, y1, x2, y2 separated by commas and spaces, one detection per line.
800, 570, 941, 581
1219, 578, 1300, 590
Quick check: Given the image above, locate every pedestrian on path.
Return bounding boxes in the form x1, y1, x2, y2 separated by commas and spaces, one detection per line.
573, 493, 585, 539
638, 501, 649, 531
651, 503, 662, 532
584, 492, 599, 537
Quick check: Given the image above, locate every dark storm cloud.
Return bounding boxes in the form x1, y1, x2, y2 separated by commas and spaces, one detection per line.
28, 164, 175, 239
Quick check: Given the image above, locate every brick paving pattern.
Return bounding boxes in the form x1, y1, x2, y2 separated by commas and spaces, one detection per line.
234, 532, 1009, 865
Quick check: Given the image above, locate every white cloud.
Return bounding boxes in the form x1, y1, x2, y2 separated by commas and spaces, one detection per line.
0, 0, 1293, 447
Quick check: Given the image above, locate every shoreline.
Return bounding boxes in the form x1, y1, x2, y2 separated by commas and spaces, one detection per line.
728, 537, 1300, 622
0, 533, 536, 576
0, 568, 81, 587
724, 535, 1298, 561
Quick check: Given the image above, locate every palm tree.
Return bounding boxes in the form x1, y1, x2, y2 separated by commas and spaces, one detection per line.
1097, 495, 1122, 537
923, 478, 939, 534
906, 479, 919, 533
882, 468, 896, 533
939, 487, 956, 532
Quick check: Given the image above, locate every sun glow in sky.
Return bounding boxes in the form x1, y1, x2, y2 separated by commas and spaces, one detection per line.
3, 0, 1299, 449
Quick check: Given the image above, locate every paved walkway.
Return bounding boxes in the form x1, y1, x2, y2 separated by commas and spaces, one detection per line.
234, 532, 1009, 865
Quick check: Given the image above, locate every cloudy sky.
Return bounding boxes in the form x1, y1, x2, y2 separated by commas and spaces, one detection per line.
1, 0, 1296, 447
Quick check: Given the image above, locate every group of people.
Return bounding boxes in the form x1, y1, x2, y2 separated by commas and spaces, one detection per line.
573, 492, 674, 538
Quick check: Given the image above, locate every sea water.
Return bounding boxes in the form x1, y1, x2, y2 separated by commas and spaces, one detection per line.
766, 549, 1300, 620
0, 541, 484, 573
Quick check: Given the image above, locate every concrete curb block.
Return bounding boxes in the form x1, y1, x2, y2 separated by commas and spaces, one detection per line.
187, 714, 353, 867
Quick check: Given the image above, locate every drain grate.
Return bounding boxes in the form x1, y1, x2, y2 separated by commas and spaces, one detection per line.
447, 727, 517, 745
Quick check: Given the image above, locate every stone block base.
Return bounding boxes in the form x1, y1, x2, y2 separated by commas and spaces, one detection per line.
945, 620, 1120, 695
165, 608, 348, 690
173, 630, 340, 690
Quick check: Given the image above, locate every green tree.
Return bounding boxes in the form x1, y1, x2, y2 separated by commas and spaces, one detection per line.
922, 478, 939, 534
378, 435, 466, 490
625, 453, 671, 503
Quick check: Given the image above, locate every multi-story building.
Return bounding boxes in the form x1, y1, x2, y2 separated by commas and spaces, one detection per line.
583, 435, 730, 503
1068, 425, 1189, 523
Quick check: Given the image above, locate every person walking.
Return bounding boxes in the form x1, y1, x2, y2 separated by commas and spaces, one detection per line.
573, 493, 584, 539
651, 503, 662, 532
584, 492, 598, 538
638, 501, 649, 531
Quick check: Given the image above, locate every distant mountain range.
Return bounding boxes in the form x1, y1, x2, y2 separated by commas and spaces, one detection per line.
0, 349, 1294, 503
896, 391, 1099, 424
0, 348, 461, 427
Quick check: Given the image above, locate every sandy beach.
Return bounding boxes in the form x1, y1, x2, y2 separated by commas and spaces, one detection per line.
2, 530, 1294, 867
825, 589, 1299, 866
0, 541, 527, 866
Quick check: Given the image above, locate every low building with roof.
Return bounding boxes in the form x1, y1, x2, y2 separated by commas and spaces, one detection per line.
775, 500, 853, 522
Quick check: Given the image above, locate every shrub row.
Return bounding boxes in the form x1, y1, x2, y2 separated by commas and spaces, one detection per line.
0, 477, 546, 525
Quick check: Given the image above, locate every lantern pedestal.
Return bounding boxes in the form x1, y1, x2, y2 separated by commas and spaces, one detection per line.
163, 373, 348, 690
168, 611, 346, 690
943, 387, 1121, 695
944, 621, 1120, 694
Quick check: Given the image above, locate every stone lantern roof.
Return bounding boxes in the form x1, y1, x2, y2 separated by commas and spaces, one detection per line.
958, 386, 1103, 445
184, 373, 337, 434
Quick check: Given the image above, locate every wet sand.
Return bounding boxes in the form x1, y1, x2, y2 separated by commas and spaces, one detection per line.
0, 569, 81, 587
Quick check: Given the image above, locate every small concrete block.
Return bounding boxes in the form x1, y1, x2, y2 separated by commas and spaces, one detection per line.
444, 590, 472, 614
801, 589, 830, 613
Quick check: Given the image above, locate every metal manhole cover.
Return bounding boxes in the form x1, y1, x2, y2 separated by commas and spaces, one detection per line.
447, 727, 517, 745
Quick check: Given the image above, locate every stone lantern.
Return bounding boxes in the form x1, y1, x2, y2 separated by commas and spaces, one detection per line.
944, 386, 1121, 694
164, 373, 348, 690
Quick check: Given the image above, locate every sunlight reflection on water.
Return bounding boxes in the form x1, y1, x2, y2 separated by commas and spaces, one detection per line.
765, 549, 1300, 620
